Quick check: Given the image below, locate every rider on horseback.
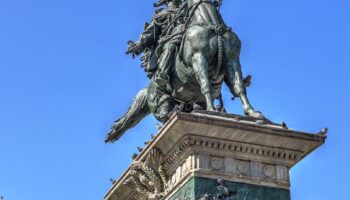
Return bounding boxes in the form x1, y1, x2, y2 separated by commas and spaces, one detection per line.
106, 0, 265, 143
126, 0, 187, 92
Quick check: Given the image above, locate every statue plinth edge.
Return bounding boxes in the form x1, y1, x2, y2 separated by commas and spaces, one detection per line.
104, 112, 326, 200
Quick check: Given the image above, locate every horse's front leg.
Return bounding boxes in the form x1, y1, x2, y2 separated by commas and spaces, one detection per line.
225, 59, 264, 118
192, 52, 215, 111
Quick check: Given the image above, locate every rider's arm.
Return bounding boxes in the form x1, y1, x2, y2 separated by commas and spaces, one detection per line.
126, 20, 161, 56
137, 20, 161, 51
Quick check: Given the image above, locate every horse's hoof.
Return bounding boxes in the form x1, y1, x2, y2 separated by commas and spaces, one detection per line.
245, 109, 264, 119
207, 107, 216, 112
193, 104, 204, 110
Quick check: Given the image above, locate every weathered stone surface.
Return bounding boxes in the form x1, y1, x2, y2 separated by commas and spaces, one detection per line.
104, 112, 325, 200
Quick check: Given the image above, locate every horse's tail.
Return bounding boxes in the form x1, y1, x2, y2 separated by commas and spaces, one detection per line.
105, 88, 150, 143
215, 35, 224, 79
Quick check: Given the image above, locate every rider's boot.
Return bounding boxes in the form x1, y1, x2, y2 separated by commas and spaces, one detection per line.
154, 71, 168, 88
154, 44, 176, 92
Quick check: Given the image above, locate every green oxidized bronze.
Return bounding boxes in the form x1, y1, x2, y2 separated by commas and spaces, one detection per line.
198, 179, 236, 200
105, 0, 264, 143
169, 177, 290, 200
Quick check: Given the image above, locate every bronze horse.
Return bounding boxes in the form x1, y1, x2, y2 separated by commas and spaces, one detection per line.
105, 0, 263, 143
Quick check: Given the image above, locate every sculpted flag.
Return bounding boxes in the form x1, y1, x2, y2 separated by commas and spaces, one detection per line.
106, 0, 264, 143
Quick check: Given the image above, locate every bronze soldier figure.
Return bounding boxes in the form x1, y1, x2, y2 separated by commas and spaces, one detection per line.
152, 0, 187, 92
127, 0, 186, 92
106, 0, 264, 143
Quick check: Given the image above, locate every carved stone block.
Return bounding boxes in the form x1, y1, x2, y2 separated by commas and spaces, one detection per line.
210, 156, 224, 171
104, 112, 325, 200
224, 158, 236, 174
262, 164, 276, 179
237, 160, 250, 176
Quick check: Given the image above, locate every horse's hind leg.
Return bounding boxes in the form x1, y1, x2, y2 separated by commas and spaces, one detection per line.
192, 52, 215, 111
225, 59, 264, 118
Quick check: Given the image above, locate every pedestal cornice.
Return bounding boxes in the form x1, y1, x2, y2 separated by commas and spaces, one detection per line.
104, 111, 325, 200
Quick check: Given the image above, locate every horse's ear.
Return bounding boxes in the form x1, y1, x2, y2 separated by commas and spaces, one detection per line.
213, 0, 223, 8
243, 75, 252, 87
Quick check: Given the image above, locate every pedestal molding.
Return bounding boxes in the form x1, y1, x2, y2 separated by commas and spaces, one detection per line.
104, 112, 325, 200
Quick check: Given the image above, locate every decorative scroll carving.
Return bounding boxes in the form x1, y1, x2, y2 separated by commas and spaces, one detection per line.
199, 179, 236, 200
124, 148, 168, 200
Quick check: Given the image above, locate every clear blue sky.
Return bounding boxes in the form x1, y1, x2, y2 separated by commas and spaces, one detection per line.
0, 0, 349, 199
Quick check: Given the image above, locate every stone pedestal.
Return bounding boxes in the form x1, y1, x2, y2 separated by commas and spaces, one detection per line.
104, 112, 325, 200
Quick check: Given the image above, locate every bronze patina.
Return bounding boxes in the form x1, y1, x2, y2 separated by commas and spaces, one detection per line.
106, 0, 264, 143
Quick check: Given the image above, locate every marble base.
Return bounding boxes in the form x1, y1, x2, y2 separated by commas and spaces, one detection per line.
104, 111, 325, 200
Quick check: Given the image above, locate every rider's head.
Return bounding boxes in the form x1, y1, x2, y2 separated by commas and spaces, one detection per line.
168, 0, 182, 8
154, 0, 182, 8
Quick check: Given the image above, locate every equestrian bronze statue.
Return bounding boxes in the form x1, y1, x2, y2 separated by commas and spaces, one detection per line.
105, 0, 264, 143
